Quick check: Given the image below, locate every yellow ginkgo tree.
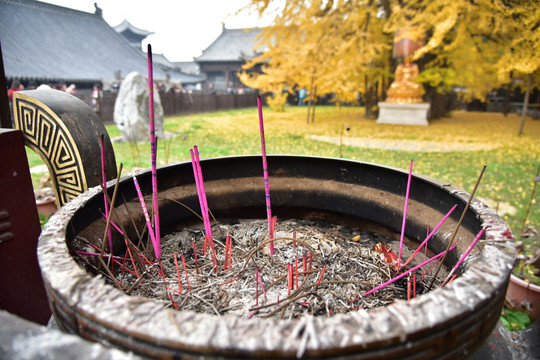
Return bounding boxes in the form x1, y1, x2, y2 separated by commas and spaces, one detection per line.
241, 0, 540, 125
240, 0, 393, 120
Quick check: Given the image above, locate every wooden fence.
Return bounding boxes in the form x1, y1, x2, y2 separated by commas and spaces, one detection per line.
76, 90, 259, 123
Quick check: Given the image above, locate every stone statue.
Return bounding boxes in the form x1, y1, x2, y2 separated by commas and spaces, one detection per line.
386, 56, 423, 103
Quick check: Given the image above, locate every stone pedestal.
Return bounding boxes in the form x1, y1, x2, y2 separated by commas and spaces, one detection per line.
377, 102, 429, 125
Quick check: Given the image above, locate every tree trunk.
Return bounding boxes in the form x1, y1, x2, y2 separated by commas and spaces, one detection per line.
364, 76, 379, 118
503, 75, 512, 117
306, 74, 315, 124
518, 74, 532, 136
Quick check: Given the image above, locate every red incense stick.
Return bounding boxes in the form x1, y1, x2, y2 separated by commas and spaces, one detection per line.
302, 254, 307, 280
181, 254, 192, 294
295, 255, 299, 289
192, 240, 199, 274
257, 270, 268, 300
226, 233, 232, 270
413, 273, 416, 298
288, 263, 293, 295
317, 265, 327, 288
174, 253, 182, 294
123, 237, 139, 278
227, 233, 232, 269
257, 96, 274, 254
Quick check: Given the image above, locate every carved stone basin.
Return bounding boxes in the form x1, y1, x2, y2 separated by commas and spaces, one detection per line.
37, 155, 515, 359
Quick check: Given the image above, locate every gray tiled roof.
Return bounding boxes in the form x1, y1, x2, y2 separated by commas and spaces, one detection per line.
0, 0, 203, 84
195, 27, 265, 62
113, 20, 154, 37
174, 61, 200, 75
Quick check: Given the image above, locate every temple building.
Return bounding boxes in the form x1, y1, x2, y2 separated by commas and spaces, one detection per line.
113, 20, 154, 50
195, 25, 266, 93
0, 0, 203, 90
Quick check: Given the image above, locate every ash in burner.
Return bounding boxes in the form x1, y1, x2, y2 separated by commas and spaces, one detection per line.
78, 219, 449, 319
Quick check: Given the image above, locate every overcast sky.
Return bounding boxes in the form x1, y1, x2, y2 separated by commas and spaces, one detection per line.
40, 0, 278, 62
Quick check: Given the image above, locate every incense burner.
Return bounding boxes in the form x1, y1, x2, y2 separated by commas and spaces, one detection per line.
38, 155, 515, 359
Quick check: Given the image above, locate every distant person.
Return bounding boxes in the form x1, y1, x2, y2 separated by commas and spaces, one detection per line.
8, 79, 23, 125
8, 79, 23, 101
65, 84, 77, 95
56, 83, 67, 91
298, 88, 307, 106
208, 83, 216, 94
92, 83, 102, 114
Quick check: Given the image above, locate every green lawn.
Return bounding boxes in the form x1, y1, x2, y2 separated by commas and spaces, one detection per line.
27, 105, 540, 253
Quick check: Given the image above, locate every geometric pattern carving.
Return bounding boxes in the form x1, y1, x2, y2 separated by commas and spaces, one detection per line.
13, 95, 87, 206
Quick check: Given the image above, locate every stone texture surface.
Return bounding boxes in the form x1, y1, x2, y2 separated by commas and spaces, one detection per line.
0, 310, 143, 360
113, 72, 164, 142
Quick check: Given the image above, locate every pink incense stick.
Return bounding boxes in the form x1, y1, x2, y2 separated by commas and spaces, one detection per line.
102, 216, 153, 266
422, 227, 429, 277
132, 175, 158, 254
359, 245, 457, 299
402, 204, 458, 268
100, 134, 113, 254
257, 96, 274, 254
423, 256, 445, 278
398, 159, 413, 268
147, 44, 161, 259
190, 149, 210, 236
190, 148, 217, 267
441, 229, 485, 287
193, 147, 216, 253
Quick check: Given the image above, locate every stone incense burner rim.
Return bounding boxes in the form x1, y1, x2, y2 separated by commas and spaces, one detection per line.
37, 156, 516, 357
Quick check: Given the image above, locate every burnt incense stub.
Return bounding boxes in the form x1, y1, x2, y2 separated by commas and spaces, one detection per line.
37, 156, 515, 359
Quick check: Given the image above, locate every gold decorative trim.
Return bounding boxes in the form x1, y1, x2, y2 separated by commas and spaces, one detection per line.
13, 92, 87, 206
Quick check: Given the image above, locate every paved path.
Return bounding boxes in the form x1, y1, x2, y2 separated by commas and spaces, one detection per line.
308, 135, 499, 152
